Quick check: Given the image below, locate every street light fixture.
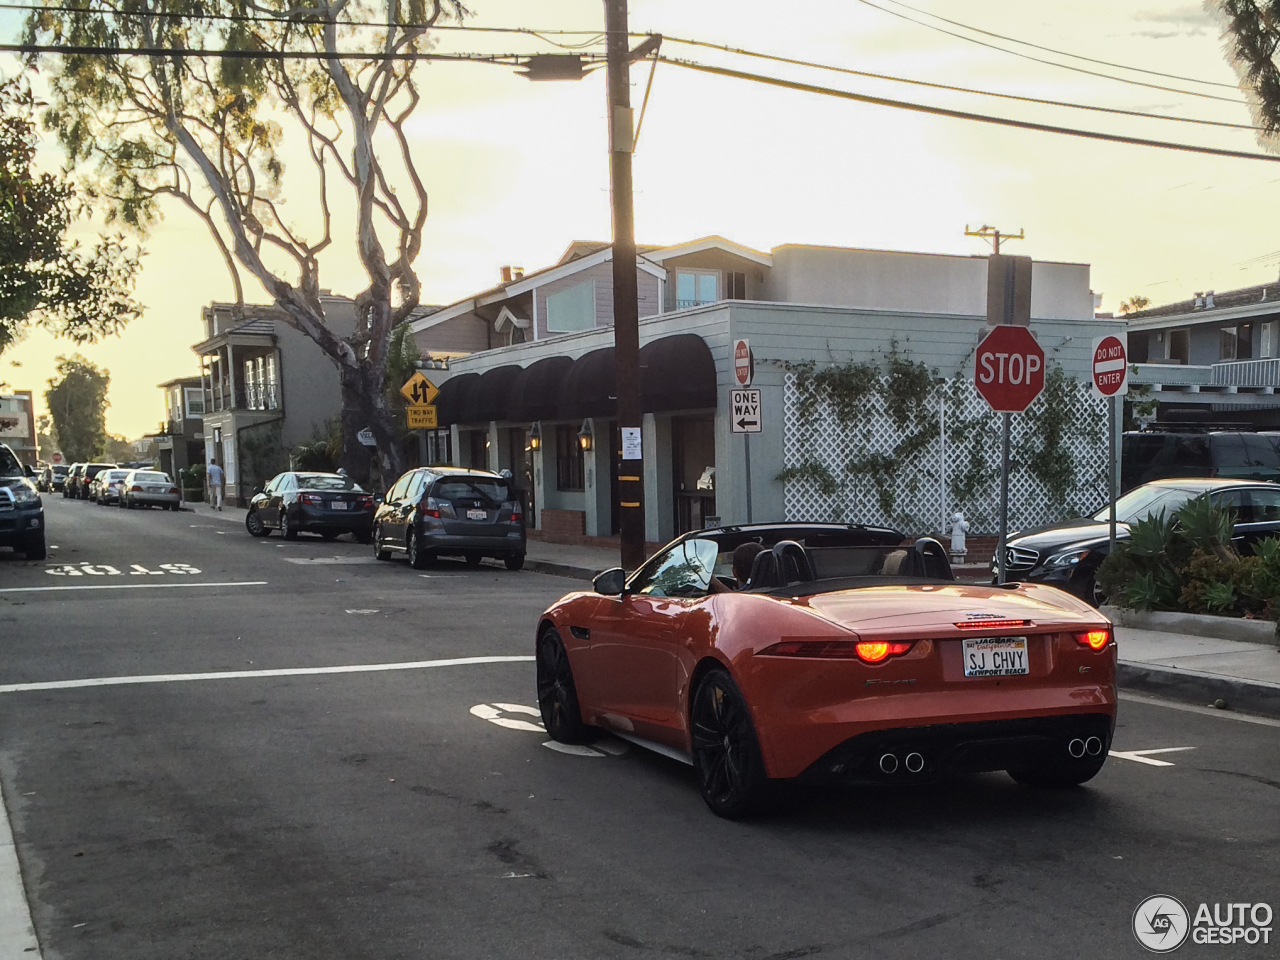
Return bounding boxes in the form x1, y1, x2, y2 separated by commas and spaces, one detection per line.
528, 422, 542, 452
577, 419, 594, 452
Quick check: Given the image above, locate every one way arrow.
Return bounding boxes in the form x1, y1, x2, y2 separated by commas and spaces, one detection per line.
736, 418, 758, 429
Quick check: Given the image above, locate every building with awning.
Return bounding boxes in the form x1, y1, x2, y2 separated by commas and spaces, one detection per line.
415, 238, 1119, 545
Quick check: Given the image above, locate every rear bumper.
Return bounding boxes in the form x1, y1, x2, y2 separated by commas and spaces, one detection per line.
294, 506, 374, 531
795, 713, 1114, 784
416, 524, 525, 556
129, 492, 180, 506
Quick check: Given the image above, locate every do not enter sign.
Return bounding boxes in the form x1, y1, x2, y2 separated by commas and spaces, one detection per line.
1091, 334, 1128, 397
975, 325, 1045, 413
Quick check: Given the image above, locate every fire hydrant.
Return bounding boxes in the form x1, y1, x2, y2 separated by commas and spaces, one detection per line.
949, 512, 970, 564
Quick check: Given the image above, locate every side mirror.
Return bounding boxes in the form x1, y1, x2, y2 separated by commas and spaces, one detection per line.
593, 567, 627, 596
254, 484, 265, 496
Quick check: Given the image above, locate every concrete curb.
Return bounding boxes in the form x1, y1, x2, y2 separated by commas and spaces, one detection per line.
1103, 605, 1278, 646
525, 559, 598, 582
1118, 661, 1280, 718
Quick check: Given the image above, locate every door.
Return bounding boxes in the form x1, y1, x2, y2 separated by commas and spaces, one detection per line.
383, 471, 423, 547
1233, 487, 1280, 553
269, 474, 296, 527
258, 475, 282, 526
672, 417, 716, 534
588, 538, 719, 742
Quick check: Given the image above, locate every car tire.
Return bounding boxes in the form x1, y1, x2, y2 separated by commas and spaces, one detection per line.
320, 530, 340, 541
355, 529, 373, 545
373, 524, 392, 561
504, 553, 525, 572
1008, 755, 1107, 788
245, 509, 270, 538
690, 667, 772, 819
23, 534, 46, 561
536, 627, 590, 744
408, 528, 430, 570
465, 553, 482, 568
281, 510, 299, 540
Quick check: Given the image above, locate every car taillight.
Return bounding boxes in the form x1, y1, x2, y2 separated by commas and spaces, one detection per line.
759, 639, 913, 661
168, 487, 179, 494
1076, 629, 1111, 650
955, 619, 1031, 630
420, 496, 454, 518
511, 506, 523, 522
131, 485, 143, 492
299, 493, 322, 505
356, 496, 373, 507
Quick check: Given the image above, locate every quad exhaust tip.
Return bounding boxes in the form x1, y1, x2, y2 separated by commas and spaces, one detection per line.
904, 752, 925, 773
1068, 738, 1086, 758
879, 753, 898, 774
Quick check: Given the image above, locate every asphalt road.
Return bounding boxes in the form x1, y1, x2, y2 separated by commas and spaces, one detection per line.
0, 497, 1277, 959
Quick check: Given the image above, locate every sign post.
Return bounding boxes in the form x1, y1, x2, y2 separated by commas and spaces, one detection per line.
731, 384, 761, 523
974, 324, 1046, 583
1091, 334, 1129, 556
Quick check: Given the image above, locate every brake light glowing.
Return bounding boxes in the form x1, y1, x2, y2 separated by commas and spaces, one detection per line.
955, 618, 1031, 630
1077, 629, 1111, 650
759, 639, 913, 661
511, 508, 522, 522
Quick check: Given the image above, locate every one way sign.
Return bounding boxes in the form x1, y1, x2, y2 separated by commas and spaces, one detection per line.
731, 388, 762, 434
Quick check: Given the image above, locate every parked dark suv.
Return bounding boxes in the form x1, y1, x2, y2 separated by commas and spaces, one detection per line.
67, 462, 117, 500
0, 442, 46, 559
373, 467, 525, 570
996, 478, 1280, 604
1122, 430, 1280, 492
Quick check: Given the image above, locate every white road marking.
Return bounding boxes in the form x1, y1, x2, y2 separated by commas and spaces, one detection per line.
0, 656, 533, 694
0, 777, 42, 957
0, 581, 265, 595
542, 742, 605, 757
45, 562, 201, 578
1109, 747, 1196, 767
345, 609, 380, 615
282, 558, 379, 565
470, 702, 545, 732
1119, 691, 1280, 728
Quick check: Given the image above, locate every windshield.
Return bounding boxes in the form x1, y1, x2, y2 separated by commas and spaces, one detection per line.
104, 471, 131, 481
296, 474, 361, 491
51, 465, 69, 476
133, 472, 170, 483
1093, 486, 1200, 524
0, 446, 22, 477
435, 478, 512, 505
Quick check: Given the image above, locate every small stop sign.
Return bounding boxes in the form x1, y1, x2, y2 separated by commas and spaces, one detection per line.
975, 325, 1045, 413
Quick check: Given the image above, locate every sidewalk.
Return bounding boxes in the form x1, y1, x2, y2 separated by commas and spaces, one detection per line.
1116, 626, 1280, 718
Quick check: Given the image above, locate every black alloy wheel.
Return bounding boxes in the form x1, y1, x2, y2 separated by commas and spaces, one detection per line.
373, 523, 391, 561
280, 509, 298, 541
536, 628, 589, 743
408, 528, 429, 569
691, 668, 771, 819
1088, 576, 1108, 608
245, 509, 269, 537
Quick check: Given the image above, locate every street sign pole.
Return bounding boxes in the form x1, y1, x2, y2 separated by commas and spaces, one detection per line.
1109, 396, 1118, 554
744, 432, 753, 524
997, 412, 1010, 584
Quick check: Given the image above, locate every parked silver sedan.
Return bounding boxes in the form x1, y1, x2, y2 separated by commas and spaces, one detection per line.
120, 470, 182, 511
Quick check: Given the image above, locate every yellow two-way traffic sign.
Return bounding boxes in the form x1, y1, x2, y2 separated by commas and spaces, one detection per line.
401, 371, 439, 406
407, 405, 438, 430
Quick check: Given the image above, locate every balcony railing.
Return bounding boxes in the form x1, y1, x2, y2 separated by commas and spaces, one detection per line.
205, 380, 280, 413
674, 298, 717, 310
1213, 357, 1280, 388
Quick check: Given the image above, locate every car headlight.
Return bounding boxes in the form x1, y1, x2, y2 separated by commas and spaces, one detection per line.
1044, 548, 1090, 568
10, 480, 40, 505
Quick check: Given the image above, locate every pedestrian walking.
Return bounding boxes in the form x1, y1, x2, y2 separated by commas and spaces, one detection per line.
207, 458, 225, 511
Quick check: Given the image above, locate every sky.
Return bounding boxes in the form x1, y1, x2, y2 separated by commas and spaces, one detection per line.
3, 0, 1278, 439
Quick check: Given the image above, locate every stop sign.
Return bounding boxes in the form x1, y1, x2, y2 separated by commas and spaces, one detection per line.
975, 325, 1045, 413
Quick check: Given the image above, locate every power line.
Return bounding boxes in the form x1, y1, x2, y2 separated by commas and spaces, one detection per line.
852, 0, 1245, 105
0, 2, 607, 38
0, 41, 606, 63
864, 0, 1237, 89
663, 35, 1259, 132
658, 56, 1280, 164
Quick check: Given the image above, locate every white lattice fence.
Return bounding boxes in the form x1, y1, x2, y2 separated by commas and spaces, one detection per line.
782, 373, 1108, 535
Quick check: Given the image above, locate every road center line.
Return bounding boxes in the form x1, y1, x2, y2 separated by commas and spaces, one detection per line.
0, 581, 267, 595
0, 655, 534, 693
0, 778, 42, 957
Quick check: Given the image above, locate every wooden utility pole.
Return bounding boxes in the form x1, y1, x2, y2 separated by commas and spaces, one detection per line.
604, 0, 646, 570
965, 224, 1024, 255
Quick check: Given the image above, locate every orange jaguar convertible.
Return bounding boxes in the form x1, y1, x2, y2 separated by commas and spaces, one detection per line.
535, 523, 1116, 818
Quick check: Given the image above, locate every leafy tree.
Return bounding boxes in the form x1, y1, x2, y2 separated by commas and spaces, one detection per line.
44, 353, 109, 461
0, 78, 140, 355
1213, 2, 1280, 141
25, 0, 466, 482
1118, 295, 1150, 315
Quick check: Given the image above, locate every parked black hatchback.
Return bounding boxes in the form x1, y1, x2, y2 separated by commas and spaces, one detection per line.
245, 472, 375, 541
996, 478, 1280, 604
373, 467, 525, 570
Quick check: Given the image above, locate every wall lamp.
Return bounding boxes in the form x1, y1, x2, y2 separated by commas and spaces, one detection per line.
528, 422, 542, 452
577, 419, 594, 452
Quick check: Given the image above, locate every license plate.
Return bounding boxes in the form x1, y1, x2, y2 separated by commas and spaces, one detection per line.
331, 501, 348, 510
148, 486, 166, 492
467, 508, 487, 520
962, 636, 1029, 677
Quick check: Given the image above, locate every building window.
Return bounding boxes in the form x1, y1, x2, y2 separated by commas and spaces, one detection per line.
1169, 329, 1190, 364
1264, 322, 1275, 358
725, 271, 747, 299
675, 271, 717, 309
183, 387, 204, 418
1220, 325, 1253, 361
556, 424, 584, 491
546, 280, 596, 333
